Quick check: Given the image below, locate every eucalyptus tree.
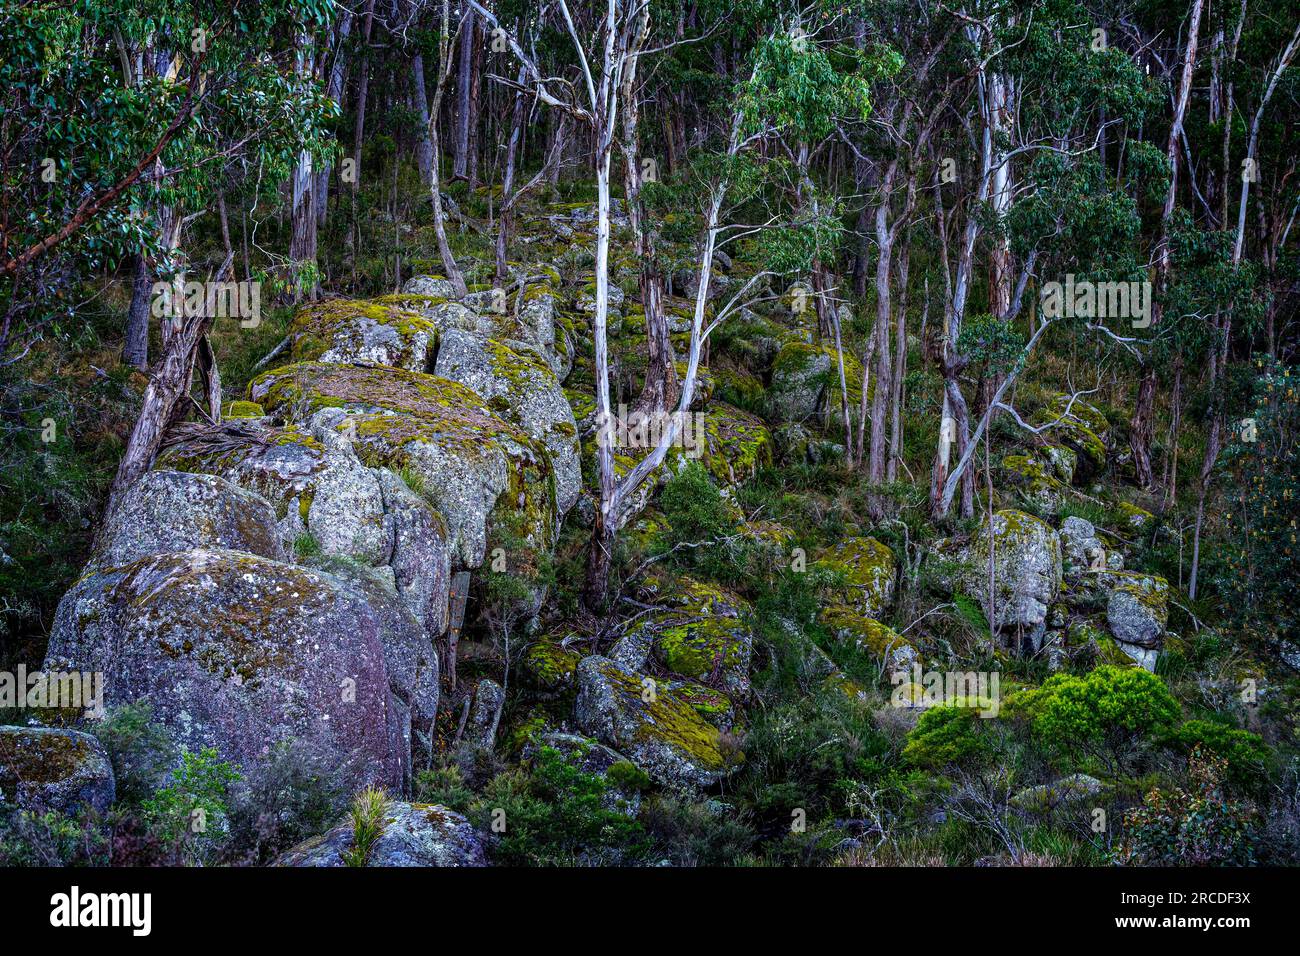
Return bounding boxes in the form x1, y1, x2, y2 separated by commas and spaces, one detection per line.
0, 1, 339, 505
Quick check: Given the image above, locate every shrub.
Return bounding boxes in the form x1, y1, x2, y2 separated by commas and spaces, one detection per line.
141, 747, 241, 865
1009, 665, 1180, 773
471, 746, 644, 866
1117, 747, 1258, 866
89, 701, 175, 805
226, 740, 348, 863
903, 704, 994, 771
1166, 720, 1270, 794
659, 460, 737, 547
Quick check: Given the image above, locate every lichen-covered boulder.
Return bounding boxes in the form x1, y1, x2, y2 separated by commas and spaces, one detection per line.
518, 281, 563, 376
696, 402, 772, 488
156, 421, 389, 566
953, 510, 1062, 651
314, 561, 440, 736
249, 362, 557, 569
1117, 501, 1156, 533
820, 605, 917, 671
401, 274, 460, 300
461, 678, 505, 755
289, 299, 438, 372
433, 330, 580, 517
0, 727, 115, 816
521, 637, 583, 695
627, 576, 754, 695
156, 423, 450, 635
46, 548, 410, 791
1011, 773, 1103, 812
574, 656, 740, 793
277, 801, 485, 867
92, 470, 285, 569
1042, 445, 1077, 485
1033, 395, 1110, 480
1060, 516, 1105, 580
1106, 571, 1169, 670
768, 341, 863, 424
814, 537, 898, 619
1002, 454, 1067, 512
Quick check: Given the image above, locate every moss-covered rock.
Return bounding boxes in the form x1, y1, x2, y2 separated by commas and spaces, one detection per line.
522, 638, 583, 694
47, 548, 413, 791
1104, 570, 1168, 669
948, 509, 1062, 652
222, 400, 265, 419
433, 330, 580, 516
695, 401, 773, 488
0, 726, 115, 816
814, 536, 898, 619
820, 605, 917, 670
249, 362, 556, 569
1001, 453, 1068, 512
289, 299, 437, 373
574, 655, 741, 793
276, 800, 485, 867
1116, 500, 1155, 533
1032, 394, 1110, 479
768, 341, 864, 424
627, 575, 754, 695
94, 470, 286, 569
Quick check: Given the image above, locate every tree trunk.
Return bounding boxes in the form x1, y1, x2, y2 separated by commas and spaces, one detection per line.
109, 314, 212, 509
412, 53, 435, 186
888, 245, 910, 482
123, 253, 152, 370
453, 9, 476, 180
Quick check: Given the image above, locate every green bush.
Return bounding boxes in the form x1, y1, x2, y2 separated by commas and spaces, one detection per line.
471, 746, 644, 865
1166, 720, 1270, 794
1117, 747, 1257, 866
1009, 665, 1180, 773
903, 704, 994, 771
89, 701, 175, 805
141, 747, 241, 865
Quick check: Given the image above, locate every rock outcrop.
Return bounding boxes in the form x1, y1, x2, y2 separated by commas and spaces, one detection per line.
277, 801, 485, 867
0, 726, 115, 816
47, 549, 412, 791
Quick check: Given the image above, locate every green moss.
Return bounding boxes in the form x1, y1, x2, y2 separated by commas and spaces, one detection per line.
523, 640, 582, 691
813, 537, 897, 616
820, 605, 916, 662
593, 660, 735, 770
222, 400, 264, 419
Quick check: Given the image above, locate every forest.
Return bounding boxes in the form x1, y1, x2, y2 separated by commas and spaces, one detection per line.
0, 0, 1297, 870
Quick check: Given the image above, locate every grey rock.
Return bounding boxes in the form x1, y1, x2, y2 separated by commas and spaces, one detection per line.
461, 678, 504, 753
0, 726, 115, 816
47, 548, 409, 792
93, 470, 285, 569
955, 510, 1062, 652
402, 275, 460, 300
1060, 516, 1104, 580
277, 801, 485, 867
433, 329, 581, 517
574, 655, 738, 793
